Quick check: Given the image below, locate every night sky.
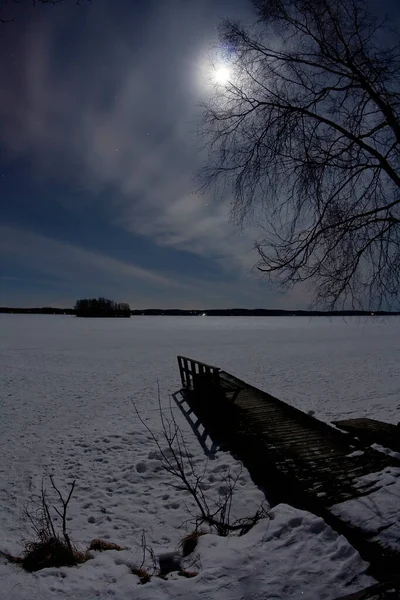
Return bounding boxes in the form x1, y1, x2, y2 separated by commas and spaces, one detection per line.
1, 0, 396, 309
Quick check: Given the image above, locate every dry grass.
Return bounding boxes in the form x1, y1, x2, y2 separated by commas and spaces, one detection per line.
179, 530, 207, 557
4, 537, 125, 573
21, 537, 88, 572
0, 550, 23, 565
88, 539, 124, 552
131, 567, 152, 584
179, 569, 199, 578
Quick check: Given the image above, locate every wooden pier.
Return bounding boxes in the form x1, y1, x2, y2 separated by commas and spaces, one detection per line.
333, 418, 400, 453
177, 356, 400, 580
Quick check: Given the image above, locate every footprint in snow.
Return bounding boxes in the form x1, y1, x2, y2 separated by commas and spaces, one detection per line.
165, 501, 180, 509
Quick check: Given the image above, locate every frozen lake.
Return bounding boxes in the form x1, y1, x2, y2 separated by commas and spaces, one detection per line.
1, 314, 399, 599
2, 314, 400, 425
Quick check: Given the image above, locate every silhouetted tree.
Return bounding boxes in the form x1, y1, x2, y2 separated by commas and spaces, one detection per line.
201, 0, 400, 309
74, 298, 131, 318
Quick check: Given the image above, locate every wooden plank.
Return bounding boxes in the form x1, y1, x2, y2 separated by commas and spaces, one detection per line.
177, 360, 397, 505
182, 357, 189, 387
333, 418, 400, 452
333, 577, 400, 599
177, 356, 185, 387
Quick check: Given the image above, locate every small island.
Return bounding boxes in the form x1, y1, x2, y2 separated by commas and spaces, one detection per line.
74, 297, 131, 318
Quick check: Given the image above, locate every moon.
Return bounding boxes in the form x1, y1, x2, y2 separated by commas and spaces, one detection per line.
213, 66, 230, 85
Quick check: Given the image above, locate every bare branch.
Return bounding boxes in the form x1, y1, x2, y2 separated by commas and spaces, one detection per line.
200, 0, 400, 309
132, 389, 268, 536
49, 476, 76, 553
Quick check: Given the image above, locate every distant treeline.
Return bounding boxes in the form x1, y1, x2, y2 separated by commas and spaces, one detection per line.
2, 307, 400, 317
0, 307, 75, 315
131, 309, 400, 316
74, 298, 131, 318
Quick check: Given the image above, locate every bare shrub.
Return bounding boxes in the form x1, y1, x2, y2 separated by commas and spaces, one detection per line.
22, 477, 86, 572
129, 530, 157, 584
132, 387, 269, 537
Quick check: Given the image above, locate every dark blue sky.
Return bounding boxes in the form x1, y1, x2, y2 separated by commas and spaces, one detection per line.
1, 0, 395, 309
0, 0, 284, 308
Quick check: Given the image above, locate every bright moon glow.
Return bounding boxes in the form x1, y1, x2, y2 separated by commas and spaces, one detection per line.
213, 66, 230, 85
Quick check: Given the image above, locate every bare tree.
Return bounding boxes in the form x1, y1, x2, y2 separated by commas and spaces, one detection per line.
0, 0, 90, 24
201, 0, 400, 309
132, 392, 268, 537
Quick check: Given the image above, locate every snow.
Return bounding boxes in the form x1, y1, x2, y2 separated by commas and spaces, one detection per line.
1, 314, 399, 599
346, 450, 365, 458
332, 467, 400, 552
371, 443, 400, 462
0, 503, 373, 600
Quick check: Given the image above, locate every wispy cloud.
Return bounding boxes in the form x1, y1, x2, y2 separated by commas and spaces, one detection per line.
0, 224, 275, 308
0, 225, 188, 288
0, 0, 315, 309
0, 0, 260, 276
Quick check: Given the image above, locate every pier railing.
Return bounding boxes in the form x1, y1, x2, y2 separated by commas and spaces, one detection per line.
177, 356, 221, 390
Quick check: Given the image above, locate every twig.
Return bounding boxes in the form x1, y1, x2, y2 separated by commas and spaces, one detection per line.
132, 387, 269, 536
49, 476, 76, 553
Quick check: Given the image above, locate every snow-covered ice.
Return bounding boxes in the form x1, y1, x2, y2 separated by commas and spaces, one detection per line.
1, 314, 399, 599
332, 466, 400, 552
